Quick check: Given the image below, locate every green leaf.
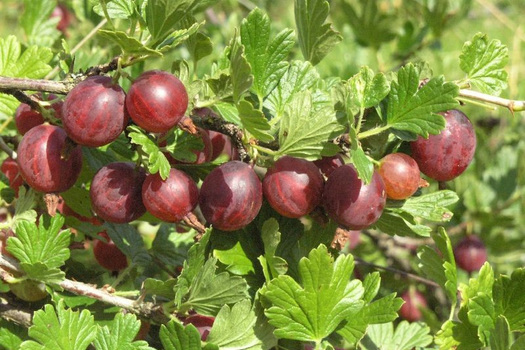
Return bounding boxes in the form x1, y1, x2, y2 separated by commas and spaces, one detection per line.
8, 215, 70, 269
261, 245, 364, 343
94, 313, 154, 350
264, 60, 320, 116
145, 0, 199, 45
372, 210, 432, 237
0, 36, 53, 78
127, 125, 170, 179
21, 0, 60, 47
393, 190, 459, 222
460, 33, 509, 95
207, 300, 277, 350
241, 8, 295, 100
511, 334, 525, 350
20, 300, 97, 350
150, 223, 195, 272
230, 36, 253, 104
0, 93, 19, 123
341, 0, 398, 49
178, 257, 249, 316
417, 229, 458, 312
387, 63, 459, 137
142, 278, 177, 301
493, 268, 525, 332
435, 310, 484, 350
93, 0, 136, 19
468, 293, 496, 344
490, 316, 511, 350
174, 230, 211, 307
347, 66, 390, 115
187, 32, 213, 63
163, 128, 204, 164
19, 263, 65, 286
98, 30, 162, 57
294, 0, 342, 65
260, 218, 288, 280
460, 263, 494, 304
360, 321, 433, 350
13, 187, 38, 226
350, 147, 374, 184
275, 91, 344, 160
103, 222, 152, 265
159, 321, 202, 350
0, 319, 26, 349
236, 100, 273, 142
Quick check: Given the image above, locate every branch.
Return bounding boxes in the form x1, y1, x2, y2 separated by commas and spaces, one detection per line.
0, 254, 172, 326
459, 89, 525, 112
0, 77, 74, 95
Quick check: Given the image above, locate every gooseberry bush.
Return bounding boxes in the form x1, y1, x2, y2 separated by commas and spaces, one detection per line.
0, 0, 525, 349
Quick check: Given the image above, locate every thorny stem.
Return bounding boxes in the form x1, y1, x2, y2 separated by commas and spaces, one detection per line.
458, 89, 525, 113
0, 254, 172, 326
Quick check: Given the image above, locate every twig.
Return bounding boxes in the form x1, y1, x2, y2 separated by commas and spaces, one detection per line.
0, 294, 33, 328
458, 89, 525, 113
0, 254, 171, 325
0, 137, 16, 159
354, 257, 440, 288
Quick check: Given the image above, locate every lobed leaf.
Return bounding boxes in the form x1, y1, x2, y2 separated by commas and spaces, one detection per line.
275, 90, 344, 160
387, 63, 458, 138
360, 321, 432, 350
294, 0, 342, 65
127, 125, 170, 180
262, 245, 364, 343
94, 313, 155, 350
98, 30, 162, 57
159, 321, 202, 350
460, 33, 508, 95
241, 8, 295, 100
20, 300, 96, 350
207, 300, 277, 350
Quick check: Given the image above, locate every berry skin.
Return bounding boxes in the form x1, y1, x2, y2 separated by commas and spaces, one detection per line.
410, 109, 476, 182
51, 4, 72, 33
454, 235, 487, 272
62, 76, 128, 147
399, 289, 427, 322
93, 231, 128, 271
142, 168, 199, 222
322, 164, 386, 230
263, 156, 324, 218
182, 314, 215, 341
313, 154, 344, 178
17, 124, 82, 193
199, 161, 262, 231
15, 94, 63, 135
126, 70, 188, 133
205, 130, 240, 162
378, 153, 424, 200
1, 157, 24, 196
90, 162, 147, 223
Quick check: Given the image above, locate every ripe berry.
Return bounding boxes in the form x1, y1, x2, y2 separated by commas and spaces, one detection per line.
313, 154, 344, 178
453, 235, 487, 272
93, 231, 128, 271
142, 168, 199, 222
62, 76, 128, 147
322, 164, 386, 230
15, 94, 63, 135
90, 162, 146, 223
51, 4, 72, 33
126, 70, 188, 133
1, 157, 24, 196
182, 314, 215, 341
410, 109, 476, 182
263, 156, 324, 218
205, 130, 240, 162
399, 289, 427, 322
17, 124, 82, 193
199, 161, 262, 231
378, 153, 426, 200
